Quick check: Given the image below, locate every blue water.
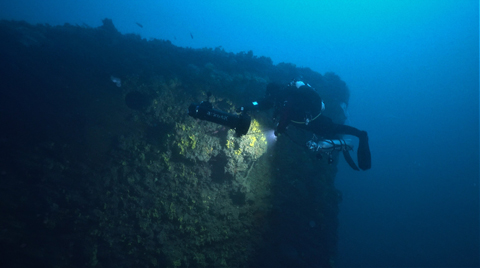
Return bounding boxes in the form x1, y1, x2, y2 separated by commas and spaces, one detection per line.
2, 1, 477, 266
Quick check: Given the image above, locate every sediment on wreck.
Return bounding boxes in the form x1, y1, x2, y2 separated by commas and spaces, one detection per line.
0, 19, 349, 268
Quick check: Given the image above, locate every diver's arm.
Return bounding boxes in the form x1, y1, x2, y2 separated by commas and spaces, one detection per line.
311, 119, 371, 170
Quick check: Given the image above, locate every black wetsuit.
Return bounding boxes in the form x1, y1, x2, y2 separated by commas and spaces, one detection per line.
242, 82, 371, 170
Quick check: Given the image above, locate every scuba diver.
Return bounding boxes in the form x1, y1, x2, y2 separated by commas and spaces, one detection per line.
236, 80, 371, 171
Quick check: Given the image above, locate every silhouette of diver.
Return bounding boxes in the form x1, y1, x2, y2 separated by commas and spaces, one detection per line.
237, 80, 371, 170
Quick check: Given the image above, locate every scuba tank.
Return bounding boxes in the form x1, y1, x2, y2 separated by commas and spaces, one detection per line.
306, 138, 354, 153
306, 137, 360, 170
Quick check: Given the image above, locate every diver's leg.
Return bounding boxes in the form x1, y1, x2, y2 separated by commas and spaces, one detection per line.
313, 122, 371, 170
306, 117, 371, 170
334, 124, 371, 170
331, 124, 362, 137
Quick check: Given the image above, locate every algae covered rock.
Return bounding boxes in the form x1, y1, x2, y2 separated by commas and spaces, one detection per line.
0, 19, 348, 268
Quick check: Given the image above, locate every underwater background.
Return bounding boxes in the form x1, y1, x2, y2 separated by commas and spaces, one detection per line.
0, 1, 478, 267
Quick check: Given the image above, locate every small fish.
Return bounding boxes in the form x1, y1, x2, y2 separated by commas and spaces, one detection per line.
135, 22, 143, 28
110, 76, 122, 87
190, 32, 194, 39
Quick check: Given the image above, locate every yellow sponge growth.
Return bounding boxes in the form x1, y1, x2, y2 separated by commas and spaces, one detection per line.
226, 139, 234, 149
249, 136, 257, 147
249, 119, 261, 133
189, 135, 196, 149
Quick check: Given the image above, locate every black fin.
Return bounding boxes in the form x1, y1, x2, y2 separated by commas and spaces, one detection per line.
357, 132, 371, 170
343, 150, 360, 171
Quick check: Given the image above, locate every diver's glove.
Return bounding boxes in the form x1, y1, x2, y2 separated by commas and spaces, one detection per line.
274, 129, 284, 137
273, 113, 291, 137
274, 121, 288, 136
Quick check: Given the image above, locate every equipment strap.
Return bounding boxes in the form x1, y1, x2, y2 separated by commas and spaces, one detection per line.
290, 112, 322, 124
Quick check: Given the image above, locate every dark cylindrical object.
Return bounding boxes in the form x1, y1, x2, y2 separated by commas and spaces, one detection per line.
188, 102, 251, 136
